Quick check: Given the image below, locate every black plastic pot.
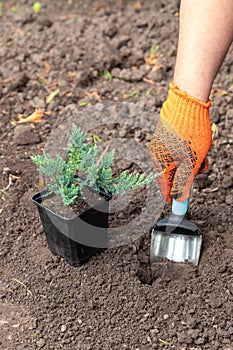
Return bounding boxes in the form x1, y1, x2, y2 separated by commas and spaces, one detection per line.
32, 188, 111, 266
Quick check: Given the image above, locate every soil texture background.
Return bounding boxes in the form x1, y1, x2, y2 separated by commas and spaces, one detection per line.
0, 1, 233, 349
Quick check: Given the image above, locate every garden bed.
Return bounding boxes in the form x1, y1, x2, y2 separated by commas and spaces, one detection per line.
0, 1, 232, 349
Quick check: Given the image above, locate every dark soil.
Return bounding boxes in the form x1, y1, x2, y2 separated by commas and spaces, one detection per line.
41, 187, 103, 219
0, 1, 233, 349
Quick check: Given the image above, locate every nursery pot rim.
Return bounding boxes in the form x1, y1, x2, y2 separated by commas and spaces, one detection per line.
32, 186, 112, 222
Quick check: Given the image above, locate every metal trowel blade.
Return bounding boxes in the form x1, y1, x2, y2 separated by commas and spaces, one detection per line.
150, 217, 202, 266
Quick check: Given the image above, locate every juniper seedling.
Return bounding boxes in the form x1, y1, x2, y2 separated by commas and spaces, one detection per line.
31, 124, 158, 206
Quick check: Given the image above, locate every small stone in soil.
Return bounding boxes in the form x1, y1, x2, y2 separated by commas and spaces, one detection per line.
13, 125, 40, 145
61, 325, 67, 332
44, 274, 52, 283
36, 339, 45, 348
225, 194, 233, 205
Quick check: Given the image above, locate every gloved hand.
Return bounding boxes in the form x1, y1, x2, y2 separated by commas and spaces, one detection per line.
149, 81, 212, 205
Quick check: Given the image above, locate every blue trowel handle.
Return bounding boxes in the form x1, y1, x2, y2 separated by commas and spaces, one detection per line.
172, 198, 189, 216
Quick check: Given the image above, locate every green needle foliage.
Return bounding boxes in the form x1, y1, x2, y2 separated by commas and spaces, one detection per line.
31, 124, 158, 206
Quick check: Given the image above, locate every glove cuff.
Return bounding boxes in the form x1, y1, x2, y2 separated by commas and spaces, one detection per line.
160, 81, 212, 142
169, 81, 211, 107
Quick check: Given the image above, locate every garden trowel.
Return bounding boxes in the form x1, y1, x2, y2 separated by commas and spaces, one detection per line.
150, 198, 202, 265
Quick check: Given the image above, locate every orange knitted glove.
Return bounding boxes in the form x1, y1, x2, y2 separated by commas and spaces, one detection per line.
149, 81, 212, 204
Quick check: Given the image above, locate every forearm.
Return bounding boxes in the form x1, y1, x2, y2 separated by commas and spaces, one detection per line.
174, 0, 233, 102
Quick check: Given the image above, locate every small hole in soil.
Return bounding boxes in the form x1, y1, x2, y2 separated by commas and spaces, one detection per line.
137, 260, 198, 285
136, 241, 198, 286
136, 242, 156, 285
137, 265, 154, 285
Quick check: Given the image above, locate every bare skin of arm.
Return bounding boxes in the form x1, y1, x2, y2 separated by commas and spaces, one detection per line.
173, 0, 233, 102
